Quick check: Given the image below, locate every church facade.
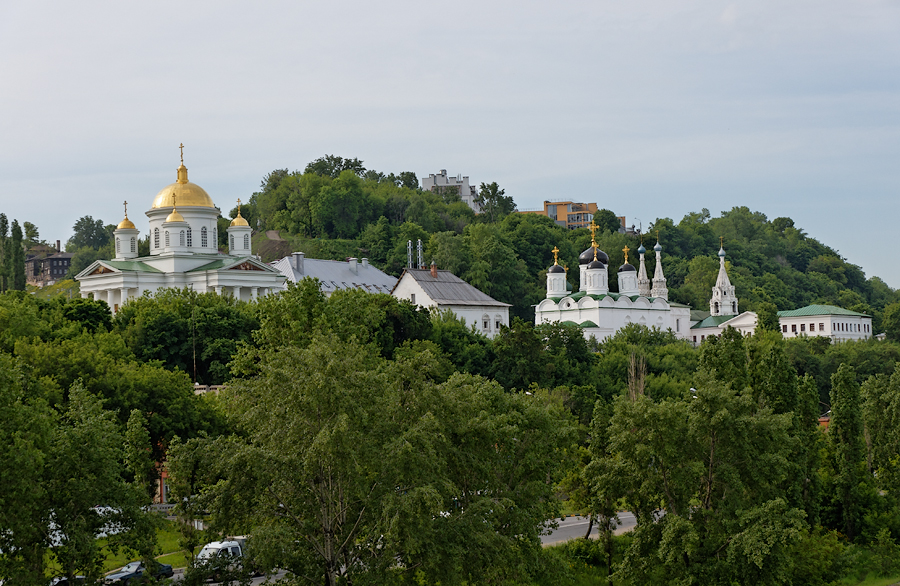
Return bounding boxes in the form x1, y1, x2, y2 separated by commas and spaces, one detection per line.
76, 151, 285, 312
534, 224, 691, 342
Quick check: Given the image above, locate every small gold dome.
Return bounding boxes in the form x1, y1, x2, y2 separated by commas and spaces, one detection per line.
151, 164, 216, 209
117, 217, 136, 230
230, 205, 249, 227
166, 209, 185, 223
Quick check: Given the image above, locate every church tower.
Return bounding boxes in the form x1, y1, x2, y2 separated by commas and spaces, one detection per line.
113, 201, 140, 260
546, 246, 567, 298
637, 243, 651, 297
579, 220, 609, 295
227, 200, 253, 256
650, 239, 668, 301
617, 245, 639, 296
710, 240, 737, 316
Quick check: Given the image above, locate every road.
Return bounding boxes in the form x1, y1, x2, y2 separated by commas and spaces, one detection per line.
171, 570, 286, 584
540, 512, 637, 546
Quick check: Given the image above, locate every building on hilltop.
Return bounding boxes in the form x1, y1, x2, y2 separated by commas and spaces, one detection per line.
535, 223, 692, 342
271, 252, 397, 296
421, 170, 481, 213
76, 147, 285, 312
25, 241, 73, 287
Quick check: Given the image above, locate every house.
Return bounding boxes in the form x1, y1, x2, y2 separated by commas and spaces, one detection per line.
25, 243, 73, 287
392, 262, 510, 338
777, 305, 873, 342
76, 148, 285, 312
421, 170, 481, 213
271, 252, 398, 296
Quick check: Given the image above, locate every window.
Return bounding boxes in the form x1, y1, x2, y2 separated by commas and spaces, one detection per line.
244, 234, 250, 249
809, 323, 815, 332
714, 302, 719, 314
179, 230, 185, 247
820, 323, 824, 332
116, 238, 120, 253
165, 231, 170, 247
800, 324, 805, 332
693, 336, 697, 343
675, 318, 680, 331
130, 237, 136, 253
201, 227, 208, 247
732, 301, 737, 313
230, 235, 234, 250
495, 315, 502, 330
186, 228, 192, 247
410, 293, 416, 304
482, 314, 490, 330
154, 228, 159, 248
782, 324, 787, 333
791, 324, 797, 333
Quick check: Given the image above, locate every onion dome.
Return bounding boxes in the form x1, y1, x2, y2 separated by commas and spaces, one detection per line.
588, 259, 605, 269
637, 244, 646, 254
548, 264, 566, 274
619, 262, 636, 272
579, 246, 609, 265
117, 216, 136, 230
166, 208, 185, 223
151, 150, 216, 209
718, 247, 726, 257
654, 242, 662, 252
230, 207, 250, 227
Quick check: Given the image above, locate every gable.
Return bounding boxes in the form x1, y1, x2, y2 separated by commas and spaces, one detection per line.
87, 265, 116, 276
230, 261, 265, 271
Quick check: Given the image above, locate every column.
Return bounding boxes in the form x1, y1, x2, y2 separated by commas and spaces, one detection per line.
81, 290, 89, 299
251, 287, 258, 301
121, 287, 129, 306
215, 286, 223, 296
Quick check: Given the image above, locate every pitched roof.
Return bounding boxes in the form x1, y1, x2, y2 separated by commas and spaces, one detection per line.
691, 314, 737, 329
271, 256, 397, 294
777, 304, 870, 318
398, 269, 510, 307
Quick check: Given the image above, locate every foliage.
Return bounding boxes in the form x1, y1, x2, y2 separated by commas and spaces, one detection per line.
476, 181, 516, 223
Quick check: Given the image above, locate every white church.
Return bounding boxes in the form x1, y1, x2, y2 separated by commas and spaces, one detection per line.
534, 224, 692, 342
76, 149, 285, 312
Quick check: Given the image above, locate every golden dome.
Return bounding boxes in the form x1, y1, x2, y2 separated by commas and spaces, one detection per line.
151, 164, 216, 209
166, 209, 185, 223
117, 217, 136, 230
230, 204, 249, 227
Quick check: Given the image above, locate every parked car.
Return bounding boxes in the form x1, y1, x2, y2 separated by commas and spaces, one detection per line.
104, 560, 174, 583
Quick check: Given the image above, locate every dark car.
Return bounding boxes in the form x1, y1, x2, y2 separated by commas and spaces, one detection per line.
104, 560, 174, 584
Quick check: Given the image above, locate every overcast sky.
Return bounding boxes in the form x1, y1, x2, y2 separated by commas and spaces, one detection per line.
2, 1, 898, 286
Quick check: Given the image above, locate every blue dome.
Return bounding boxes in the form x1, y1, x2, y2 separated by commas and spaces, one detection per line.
654, 242, 662, 252
637, 244, 646, 254
718, 247, 726, 257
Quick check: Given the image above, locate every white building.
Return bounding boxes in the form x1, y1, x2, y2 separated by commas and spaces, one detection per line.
534, 227, 692, 342
76, 152, 285, 312
421, 170, 481, 213
391, 263, 510, 338
271, 252, 397, 296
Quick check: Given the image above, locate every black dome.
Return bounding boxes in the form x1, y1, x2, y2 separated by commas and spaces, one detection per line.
587, 259, 605, 269
579, 246, 609, 265
618, 263, 636, 272
548, 264, 565, 274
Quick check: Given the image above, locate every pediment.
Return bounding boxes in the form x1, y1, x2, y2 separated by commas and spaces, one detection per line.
230, 261, 265, 271
87, 264, 117, 276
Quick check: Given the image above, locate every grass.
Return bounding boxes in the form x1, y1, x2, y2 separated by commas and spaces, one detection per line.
836, 575, 900, 586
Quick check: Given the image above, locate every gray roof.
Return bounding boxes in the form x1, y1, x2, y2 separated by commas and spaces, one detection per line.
271, 255, 397, 295
397, 268, 510, 307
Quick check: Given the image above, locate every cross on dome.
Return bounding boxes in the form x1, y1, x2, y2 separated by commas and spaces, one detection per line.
623, 244, 630, 264
179, 143, 184, 165
551, 246, 559, 265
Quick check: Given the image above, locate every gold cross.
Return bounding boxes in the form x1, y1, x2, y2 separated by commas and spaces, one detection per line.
237, 198, 242, 207
622, 244, 630, 264
720, 236, 724, 248
179, 143, 184, 165
551, 246, 559, 265
589, 219, 598, 242
123, 200, 128, 218
656, 229, 660, 243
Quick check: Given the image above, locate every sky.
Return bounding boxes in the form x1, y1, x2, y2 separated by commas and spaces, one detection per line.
1, 1, 898, 286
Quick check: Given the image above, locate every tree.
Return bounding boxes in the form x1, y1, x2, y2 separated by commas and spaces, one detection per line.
9, 220, 25, 290
882, 300, 900, 341
475, 181, 516, 223
304, 154, 366, 178
0, 213, 9, 292
594, 208, 621, 234
66, 215, 110, 251
828, 364, 866, 541
756, 301, 780, 333
23, 221, 40, 245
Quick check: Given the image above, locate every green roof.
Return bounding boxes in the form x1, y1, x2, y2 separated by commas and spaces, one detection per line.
186, 258, 234, 272
691, 315, 736, 329
100, 260, 162, 273
580, 320, 598, 327
777, 304, 870, 318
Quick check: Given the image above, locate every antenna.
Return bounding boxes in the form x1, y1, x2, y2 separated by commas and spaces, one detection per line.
417, 239, 424, 269
407, 240, 413, 269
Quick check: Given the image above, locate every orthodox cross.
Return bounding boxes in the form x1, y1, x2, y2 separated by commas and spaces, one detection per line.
179, 143, 184, 165
622, 244, 630, 264
551, 246, 559, 265
123, 200, 128, 218
720, 236, 724, 248
657, 229, 660, 244
589, 219, 598, 242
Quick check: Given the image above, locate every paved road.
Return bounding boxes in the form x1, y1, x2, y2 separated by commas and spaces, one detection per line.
541, 512, 637, 546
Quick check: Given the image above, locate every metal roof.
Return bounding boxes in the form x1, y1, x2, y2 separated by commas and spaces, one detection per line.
398, 269, 510, 307
691, 314, 737, 329
777, 304, 870, 318
272, 256, 398, 294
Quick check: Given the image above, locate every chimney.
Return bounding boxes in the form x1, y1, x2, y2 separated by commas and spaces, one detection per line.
349, 257, 358, 274
430, 260, 437, 278
56, 240, 61, 253
291, 252, 304, 274
361, 258, 369, 268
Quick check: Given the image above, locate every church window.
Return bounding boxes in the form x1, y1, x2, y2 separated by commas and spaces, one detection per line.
714, 302, 719, 314
693, 336, 697, 343
187, 228, 192, 247
482, 315, 490, 331
800, 324, 805, 332
410, 293, 416, 304
154, 228, 159, 248
732, 301, 737, 313
820, 323, 825, 331
675, 318, 680, 332
782, 324, 787, 333
116, 238, 120, 253
179, 231, 185, 247
201, 227, 208, 247
230, 235, 235, 250
165, 231, 170, 247
244, 234, 250, 249
130, 237, 136, 253
791, 324, 797, 333
495, 315, 502, 330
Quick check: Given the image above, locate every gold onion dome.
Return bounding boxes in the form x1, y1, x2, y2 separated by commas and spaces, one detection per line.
166, 208, 185, 223
117, 201, 136, 229
151, 163, 216, 209
230, 204, 249, 227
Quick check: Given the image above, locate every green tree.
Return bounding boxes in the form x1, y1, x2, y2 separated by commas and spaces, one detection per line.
756, 301, 780, 333
882, 300, 900, 341
475, 181, 516, 223
594, 208, 622, 234
66, 215, 111, 251
828, 364, 865, 541
0, 214, 9, 292
23, 221, 40, 245
304, 154, 366, 178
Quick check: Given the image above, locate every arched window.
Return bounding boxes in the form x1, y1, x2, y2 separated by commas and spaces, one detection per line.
130, 237, 136, 253
230, 235, 235, 250
179, 230, 185, 247
154, 228, 159, 248
494, 314, 502, 331
201, 227, 208, 247
714, 302, 719, 314
482, 314, 490, 331
243, 234, 250, 250
116, 238, 120, 253
186, 228, 192, 247
165, 231, 170, 247
732, 301, 737, 313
